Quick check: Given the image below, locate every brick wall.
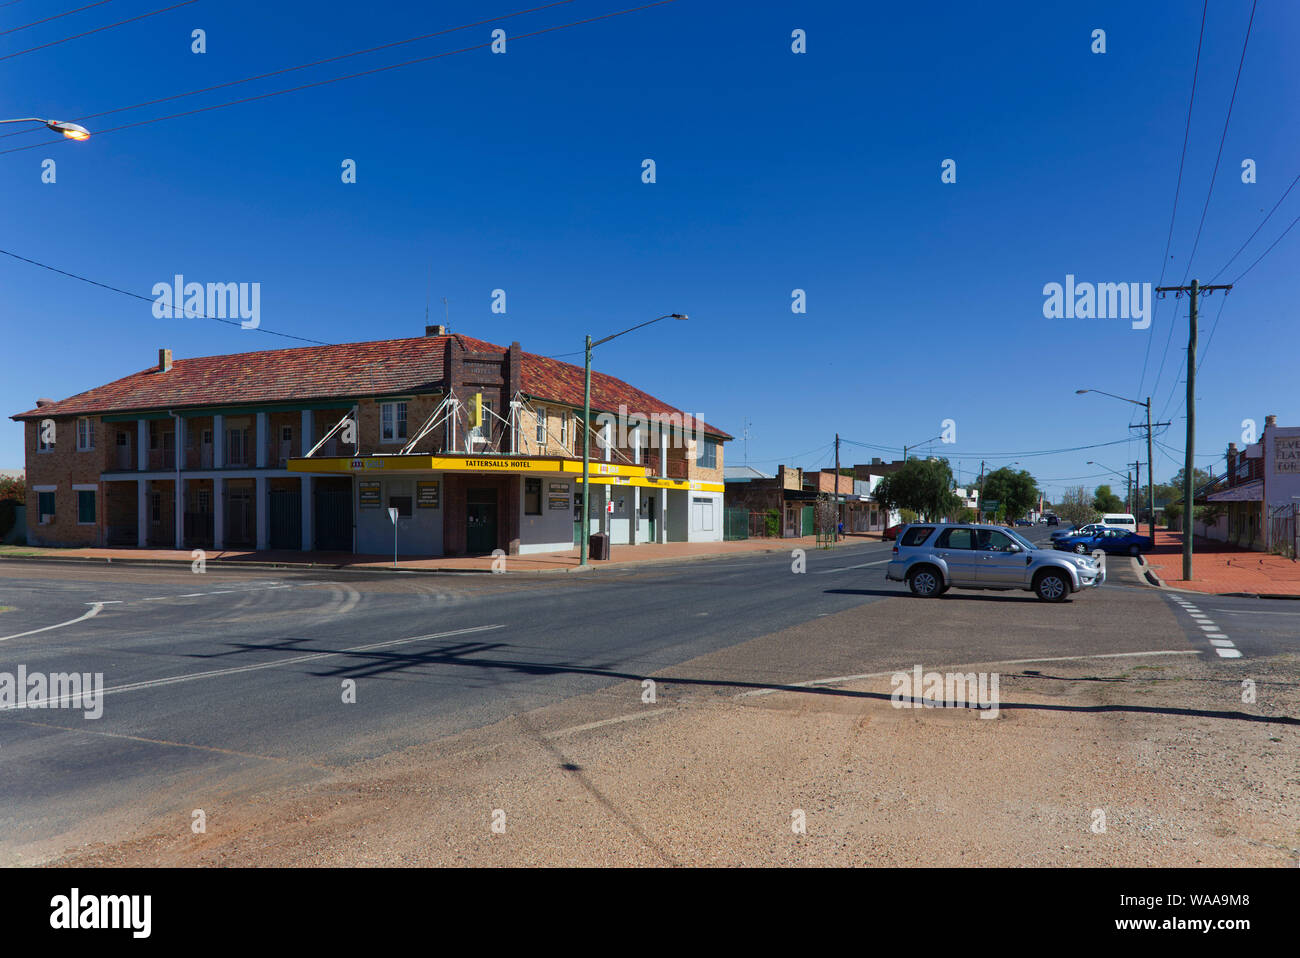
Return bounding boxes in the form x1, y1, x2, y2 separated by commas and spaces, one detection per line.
24, 415, 104, 546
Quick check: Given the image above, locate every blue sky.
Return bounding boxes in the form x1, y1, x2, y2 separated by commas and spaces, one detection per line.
2, 0, 1296, 499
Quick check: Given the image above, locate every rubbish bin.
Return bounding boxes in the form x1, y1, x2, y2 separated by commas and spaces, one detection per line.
589, 532, 610, 560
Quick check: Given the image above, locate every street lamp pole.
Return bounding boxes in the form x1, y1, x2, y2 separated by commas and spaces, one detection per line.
580, 313, 687, 567
1076, 389, 1156, 545
0, 117, 91, 139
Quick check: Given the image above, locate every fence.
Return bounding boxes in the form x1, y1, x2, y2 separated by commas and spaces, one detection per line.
723, 507, 750, 541
1268, 504, 1296, 559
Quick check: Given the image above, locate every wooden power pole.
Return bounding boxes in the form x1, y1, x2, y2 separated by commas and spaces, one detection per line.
1156, 280, 1232, 580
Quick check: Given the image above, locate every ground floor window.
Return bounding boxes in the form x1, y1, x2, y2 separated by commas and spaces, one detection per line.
77, 490, 96, 524
524, 478, 542, 515
38, 490, 55, 520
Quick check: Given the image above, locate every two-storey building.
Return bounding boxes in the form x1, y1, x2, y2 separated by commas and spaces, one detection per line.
13, 328, 730, 556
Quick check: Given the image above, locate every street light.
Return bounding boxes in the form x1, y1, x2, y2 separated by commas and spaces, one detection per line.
1076, 388, 1156, 552
0, 117, 91, 140
1087, 460, 1132, 512
580, 313, 688, 567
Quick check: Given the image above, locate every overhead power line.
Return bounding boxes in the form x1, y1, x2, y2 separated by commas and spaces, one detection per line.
0, 0, 682, 155
0, 0, 117, 37
1133, 0, 1207, 410
0, 248, 332, 346
0, 0, 196, 63
0, 0, 576, 141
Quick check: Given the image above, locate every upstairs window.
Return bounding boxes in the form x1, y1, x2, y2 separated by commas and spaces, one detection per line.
698, 437, 719, 468
535, 407, 548, 445
560, 412, 568, 447
76, 417, 95, 451
381, 402, 408, 442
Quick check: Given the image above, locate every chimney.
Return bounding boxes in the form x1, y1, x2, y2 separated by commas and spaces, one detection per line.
425, 324, 447, 337
1265, 414, 1277, 429
159, 348, 173, 373
871, 457, 882, 465
35, 398, 53, 407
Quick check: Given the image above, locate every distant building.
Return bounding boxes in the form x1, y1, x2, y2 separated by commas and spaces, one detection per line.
1198, 414, 1299, 553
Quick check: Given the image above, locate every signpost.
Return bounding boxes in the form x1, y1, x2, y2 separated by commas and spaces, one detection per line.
981, 500, 999, 520
388, 506, 399, 568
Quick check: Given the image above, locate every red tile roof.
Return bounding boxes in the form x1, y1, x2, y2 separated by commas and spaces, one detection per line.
11, 333, 731, 439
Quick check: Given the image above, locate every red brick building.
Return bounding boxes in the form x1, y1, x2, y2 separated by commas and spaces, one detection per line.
13, 328, 730, 556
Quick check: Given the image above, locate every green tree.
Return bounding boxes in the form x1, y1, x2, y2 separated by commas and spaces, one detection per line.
871, 457, 960, 521
980, 467, 1039, 521
1093, 484, 1124, 513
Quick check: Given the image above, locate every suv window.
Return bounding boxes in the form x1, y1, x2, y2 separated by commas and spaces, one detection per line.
899, 526, 936, 547
935, 528, 975, 549
975, 530, 1017, 552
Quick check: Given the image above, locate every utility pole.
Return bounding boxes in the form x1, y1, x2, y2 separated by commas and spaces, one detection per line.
834, 433, 841, 543
1156, 281, 1231, 580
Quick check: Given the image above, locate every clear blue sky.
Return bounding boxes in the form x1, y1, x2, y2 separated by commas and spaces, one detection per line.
2, 0, 1296, 499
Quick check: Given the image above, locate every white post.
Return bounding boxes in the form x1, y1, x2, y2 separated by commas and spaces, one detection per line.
213, 476, 225, 550
255, 476, 269, 550
173, 416, 185, 549
213, 414, 225, 469
255, 411, 268, 469
299, 408, 313, 552
300, 476, 313, 551
136, 478, 148, 546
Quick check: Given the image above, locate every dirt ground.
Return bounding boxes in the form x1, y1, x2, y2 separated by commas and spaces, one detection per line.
48, 650, 1300, 867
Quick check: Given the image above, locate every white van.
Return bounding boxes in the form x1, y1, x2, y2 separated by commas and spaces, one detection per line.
1100, 513, 1137, 532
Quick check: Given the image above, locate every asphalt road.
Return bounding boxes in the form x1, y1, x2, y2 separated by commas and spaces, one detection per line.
0, 525, 1293, 861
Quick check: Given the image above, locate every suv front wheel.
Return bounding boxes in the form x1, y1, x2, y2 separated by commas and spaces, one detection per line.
1034, 570, 1069, 603
907, 566, 943, 598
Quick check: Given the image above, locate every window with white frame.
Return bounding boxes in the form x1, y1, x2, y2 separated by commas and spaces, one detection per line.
76, 417, 95, 451
536, 407, 548, 445
381, 402, 408, 442
38, 422, 55, 452
560, 411, 568, 448
470, 400, 494, 445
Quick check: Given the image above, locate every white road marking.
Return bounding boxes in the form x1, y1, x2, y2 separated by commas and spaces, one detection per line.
1207, 607, 1300, 616
88, 623, 507, 702
0, 603, 104, 642
738, 649, 1201, 697
1209, 639, 1234, 647
545, 708, 674, 738
813, 559, 891, 574
1216, 648, 1243, 658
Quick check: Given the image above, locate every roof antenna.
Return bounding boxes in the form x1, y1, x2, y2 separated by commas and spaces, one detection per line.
424, 263, 431, 325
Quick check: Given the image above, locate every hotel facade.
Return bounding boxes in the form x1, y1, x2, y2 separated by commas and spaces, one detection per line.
13, 328, 730, 557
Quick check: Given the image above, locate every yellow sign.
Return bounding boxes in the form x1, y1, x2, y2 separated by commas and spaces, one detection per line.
470, 393, 482, 428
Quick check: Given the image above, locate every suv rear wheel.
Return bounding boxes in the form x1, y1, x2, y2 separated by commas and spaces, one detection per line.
1034, 570, 1069, 602
907, 566, 942, 598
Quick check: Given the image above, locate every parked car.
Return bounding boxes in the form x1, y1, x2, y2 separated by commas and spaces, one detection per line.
1051, 522, 1103, 541
1014, 518, 1034, 527
1054, 527, 1153, 556
883, 523, 904, 541
885, 523, 1104, 602
1045, 515, 1059, 526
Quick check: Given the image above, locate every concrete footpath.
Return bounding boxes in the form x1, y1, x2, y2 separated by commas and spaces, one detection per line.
0, 533, 885, 574
1144, 529, 1300, 598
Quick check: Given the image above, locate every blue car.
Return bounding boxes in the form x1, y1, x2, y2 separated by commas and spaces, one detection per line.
1054, 527, 1153, 556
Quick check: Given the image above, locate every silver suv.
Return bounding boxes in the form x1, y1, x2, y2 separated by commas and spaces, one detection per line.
885, 523, 1104, 602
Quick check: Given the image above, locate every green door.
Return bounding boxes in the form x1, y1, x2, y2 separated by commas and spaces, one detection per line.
800, 505, 814, 536
466, 489, 498, 554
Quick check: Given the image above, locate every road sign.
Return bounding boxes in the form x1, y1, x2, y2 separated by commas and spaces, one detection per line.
981, 500, 999, 514
606, 501, 614, 514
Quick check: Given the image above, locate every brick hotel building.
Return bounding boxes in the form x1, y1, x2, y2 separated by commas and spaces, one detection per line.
12, 327, 730, 557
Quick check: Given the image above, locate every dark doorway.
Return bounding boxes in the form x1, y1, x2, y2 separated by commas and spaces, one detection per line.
314, 481, 352, 552
269, 488, 302, 550
466, 487, 498, 554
